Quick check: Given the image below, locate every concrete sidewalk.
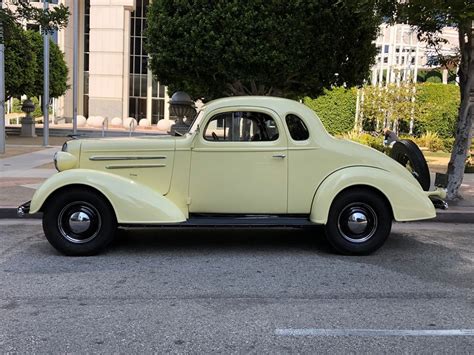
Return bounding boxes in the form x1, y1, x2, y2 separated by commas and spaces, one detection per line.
1, 143, 473, 222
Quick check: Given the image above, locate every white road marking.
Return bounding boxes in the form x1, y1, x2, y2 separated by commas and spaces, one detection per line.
275, 328, 474, 337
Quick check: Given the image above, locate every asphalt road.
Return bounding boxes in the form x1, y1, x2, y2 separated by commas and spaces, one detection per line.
0, 221, 473, 353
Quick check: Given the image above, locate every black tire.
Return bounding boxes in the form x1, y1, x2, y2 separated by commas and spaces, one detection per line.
325, 188, 392, 255
390, 139, 430, 191
42, 188, 117, 256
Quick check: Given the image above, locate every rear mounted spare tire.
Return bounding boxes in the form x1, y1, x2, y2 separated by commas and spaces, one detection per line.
389, 139, 430, 191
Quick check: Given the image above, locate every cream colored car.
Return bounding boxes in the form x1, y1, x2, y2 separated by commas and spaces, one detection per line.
18, 96, 446, 256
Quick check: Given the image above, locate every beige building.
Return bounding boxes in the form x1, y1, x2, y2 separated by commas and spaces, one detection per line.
372, 24, 459, 86
57, 0, 169, 124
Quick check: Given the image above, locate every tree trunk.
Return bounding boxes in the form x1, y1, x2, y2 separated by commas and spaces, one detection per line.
447, 20, 474, 200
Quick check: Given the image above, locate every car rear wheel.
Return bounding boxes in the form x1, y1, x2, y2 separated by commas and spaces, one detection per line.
325, 188, 392, 255
42, 188, 117, 256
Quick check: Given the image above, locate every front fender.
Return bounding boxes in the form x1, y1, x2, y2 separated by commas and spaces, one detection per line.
30, 169, 186, 224
310, 166, 436, 224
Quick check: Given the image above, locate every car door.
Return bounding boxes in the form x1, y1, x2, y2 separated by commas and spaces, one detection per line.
189, 108, 288, 214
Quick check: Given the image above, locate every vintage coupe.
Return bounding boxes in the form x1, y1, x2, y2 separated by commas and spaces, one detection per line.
18, 96, 447, 256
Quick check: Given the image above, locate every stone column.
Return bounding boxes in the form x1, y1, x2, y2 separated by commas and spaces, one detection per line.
88, 0, 135, 119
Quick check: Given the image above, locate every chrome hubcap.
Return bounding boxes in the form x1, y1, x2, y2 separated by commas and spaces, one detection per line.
68, 212, 91, 234
58, 202, 102, 244
347, 212, 368, 234
337, 203, 378, 243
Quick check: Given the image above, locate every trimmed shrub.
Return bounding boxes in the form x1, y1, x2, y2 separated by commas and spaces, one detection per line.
342, 131, 385, 152
303, 87, 356, 135
414, 83, 459, 138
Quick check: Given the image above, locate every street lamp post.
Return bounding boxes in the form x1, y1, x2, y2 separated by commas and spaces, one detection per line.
72, 0, 78, 134
43, 0, 50, 147
0, 0, 5, 154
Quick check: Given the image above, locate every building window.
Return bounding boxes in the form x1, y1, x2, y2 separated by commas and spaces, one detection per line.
129, 0, 166, 124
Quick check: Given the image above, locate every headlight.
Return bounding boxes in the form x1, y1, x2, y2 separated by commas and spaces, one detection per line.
54, 151, 78, 172
62, 141, 68, 152
53, 152, 59, 172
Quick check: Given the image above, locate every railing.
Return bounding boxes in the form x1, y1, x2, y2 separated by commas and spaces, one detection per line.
129, 118, 136, 137
102, 117, 108, 137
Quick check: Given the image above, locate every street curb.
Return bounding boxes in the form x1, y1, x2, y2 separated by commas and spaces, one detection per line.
432, 210, 474, 224
0, 207, 472, 223
0, 208, 42, 219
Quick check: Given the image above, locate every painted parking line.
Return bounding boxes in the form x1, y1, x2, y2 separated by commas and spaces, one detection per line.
275, 328, 474, 337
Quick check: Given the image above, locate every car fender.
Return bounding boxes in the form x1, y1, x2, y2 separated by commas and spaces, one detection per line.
309, 166, 435, 224
30, 169, 186, 224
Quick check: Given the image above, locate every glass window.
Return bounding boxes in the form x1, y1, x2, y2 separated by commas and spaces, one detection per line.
204, 112, 279, 142
285, 114, 309, 141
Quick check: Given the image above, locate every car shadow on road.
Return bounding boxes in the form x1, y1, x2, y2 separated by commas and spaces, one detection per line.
110, 226, 334, 255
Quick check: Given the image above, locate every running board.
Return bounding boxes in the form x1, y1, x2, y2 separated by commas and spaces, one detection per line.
120, 214, 318, 229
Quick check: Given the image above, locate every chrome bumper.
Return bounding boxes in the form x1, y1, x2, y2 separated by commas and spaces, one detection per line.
429, 196, 448, 210
17, 201, 31, 217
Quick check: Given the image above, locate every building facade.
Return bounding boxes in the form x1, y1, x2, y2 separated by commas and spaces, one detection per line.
58, 0, 169, 124
371, 24, 459, 86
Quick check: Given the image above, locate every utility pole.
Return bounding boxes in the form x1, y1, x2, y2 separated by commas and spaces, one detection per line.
72, 0, 78, 134
43, 0, 49, 146
0, 0, 5, 154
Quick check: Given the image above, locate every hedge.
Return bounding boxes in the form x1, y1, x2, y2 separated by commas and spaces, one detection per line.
303, 87, 356, 135
304, 83, 459, 138
414, 83, 459, 138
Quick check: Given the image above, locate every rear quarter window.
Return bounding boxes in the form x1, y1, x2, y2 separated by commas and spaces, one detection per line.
286, 114, 309, 141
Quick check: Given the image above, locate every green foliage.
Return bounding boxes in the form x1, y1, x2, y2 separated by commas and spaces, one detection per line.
305, 83, 459, 145
417, 131, 445, 152
12, 97, 46, 118
146, 0, 382, 99
0, 1, 69, 36
3, 27, 68, 109
4, 23, 37, 100
414, 83, 459, 138
303, 87, 356, 135
425, 73, 442, 83
341, 131, 384, 152
26, 30, 69, 100
358, 84, 417, 133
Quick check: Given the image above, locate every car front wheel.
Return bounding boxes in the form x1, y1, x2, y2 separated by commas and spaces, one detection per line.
42, 188, 117, 256
325, 188, 392, 255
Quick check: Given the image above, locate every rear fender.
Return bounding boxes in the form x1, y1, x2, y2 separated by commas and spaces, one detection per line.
310, 166, 435, 224
30, 169, 186, 224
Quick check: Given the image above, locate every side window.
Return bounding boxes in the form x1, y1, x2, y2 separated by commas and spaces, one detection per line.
286, 114, 309, 141
204, 111, 279, 142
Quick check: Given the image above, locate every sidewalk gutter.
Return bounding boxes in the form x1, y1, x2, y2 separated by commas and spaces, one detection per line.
0, 207, 472, 223
0, 208, 42, 219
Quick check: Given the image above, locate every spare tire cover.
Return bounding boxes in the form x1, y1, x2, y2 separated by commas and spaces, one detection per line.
389, 139, 431, 191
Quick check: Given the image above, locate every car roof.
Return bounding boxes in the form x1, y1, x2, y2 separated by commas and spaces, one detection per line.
202, 96, 306, 113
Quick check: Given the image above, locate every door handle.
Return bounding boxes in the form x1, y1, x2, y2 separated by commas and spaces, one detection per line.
272, 154, 286, 159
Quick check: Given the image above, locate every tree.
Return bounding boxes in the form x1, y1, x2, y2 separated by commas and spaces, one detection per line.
382, 0, 474, 200
146, 0, 382, 100
4, 22, 37, 100
0, 0, 69, 104
26, 30, 68, 101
